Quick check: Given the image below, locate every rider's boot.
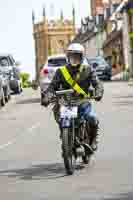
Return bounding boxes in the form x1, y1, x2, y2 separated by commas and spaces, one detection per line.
89, 118, 100, 151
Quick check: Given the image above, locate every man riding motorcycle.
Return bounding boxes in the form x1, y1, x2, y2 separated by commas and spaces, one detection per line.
42, 43, 104, 151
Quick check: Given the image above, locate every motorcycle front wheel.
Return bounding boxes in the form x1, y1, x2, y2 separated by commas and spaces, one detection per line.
62, 128, 74, 175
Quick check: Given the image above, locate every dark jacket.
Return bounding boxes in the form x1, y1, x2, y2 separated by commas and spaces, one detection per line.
46, 64, 104, 100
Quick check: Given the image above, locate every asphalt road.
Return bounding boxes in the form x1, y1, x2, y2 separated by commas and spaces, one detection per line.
0, 82, 133, 200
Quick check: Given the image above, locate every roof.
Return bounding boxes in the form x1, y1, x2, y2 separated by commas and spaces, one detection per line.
72, 24, 105, 44
88, 56, 104, 59
0, 53, 11, 57
110, 0, 129, 20
72, 30, 97, 44
103, 30, 122, 49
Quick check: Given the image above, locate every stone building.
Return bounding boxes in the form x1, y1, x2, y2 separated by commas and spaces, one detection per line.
125, 0, 133, 80
73, 21, 106, 59
91, 0, 104, 16
32, 8, 76, 80
73, 0, 123, 63
103, 0, 133, 76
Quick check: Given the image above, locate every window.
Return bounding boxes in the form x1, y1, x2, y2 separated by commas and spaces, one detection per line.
48, 57, 67, 67
105, 7, 111, 19
111, 3, 119, 14
9, 56, 16, 66
98, 14, 104, 24
88, 57, 108, 66
0, 56, 9, 67
113, 3, 119, 11
8, 56, 14, 66
82, 58, 88, 65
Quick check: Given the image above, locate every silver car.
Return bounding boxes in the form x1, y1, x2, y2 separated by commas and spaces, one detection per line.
0, 54, 22, 94
39, 54, 89, 104
40, 54, 67, 104
0, 76, 5, 107
0, 69, 11, 107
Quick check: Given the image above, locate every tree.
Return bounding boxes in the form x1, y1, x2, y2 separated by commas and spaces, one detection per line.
20, 72, 31, 88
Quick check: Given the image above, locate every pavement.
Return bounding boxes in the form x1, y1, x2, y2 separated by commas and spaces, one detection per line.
0, 82, 133, 200
111, 71, 129, 81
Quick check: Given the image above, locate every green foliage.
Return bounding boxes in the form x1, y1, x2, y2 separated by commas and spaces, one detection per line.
128, 8, 133, 15
20, 72, 31, 88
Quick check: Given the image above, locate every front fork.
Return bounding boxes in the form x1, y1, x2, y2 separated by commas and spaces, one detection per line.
60, 118, 87, 158
60, 117, 87, 146
72, 118, 75, 146
60, 117, 75, 148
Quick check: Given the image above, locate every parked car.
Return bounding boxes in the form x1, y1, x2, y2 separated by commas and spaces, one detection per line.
39, 54, 89, 105
40, 54, 67, 105
0, 54, 22, 94
0, 68, 11, 106
0, 75, 5, 107
87, 56, 112, 80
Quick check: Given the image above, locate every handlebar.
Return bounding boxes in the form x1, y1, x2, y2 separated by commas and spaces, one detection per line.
55, 89, 74, 96
49, 89, 97, 106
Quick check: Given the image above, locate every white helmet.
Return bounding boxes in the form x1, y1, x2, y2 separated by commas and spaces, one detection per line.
67, 43, 85, 54
67, 43, 85, 67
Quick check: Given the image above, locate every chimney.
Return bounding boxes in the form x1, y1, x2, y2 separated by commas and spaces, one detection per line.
111, 1, 121, 14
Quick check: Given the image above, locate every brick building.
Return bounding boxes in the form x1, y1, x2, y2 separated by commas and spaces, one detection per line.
91, 0, 104, 16
91, 0, 123, 17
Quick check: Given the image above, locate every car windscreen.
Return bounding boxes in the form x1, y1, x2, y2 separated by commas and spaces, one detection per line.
48, 57, 67, 67
88, 57, 107, 66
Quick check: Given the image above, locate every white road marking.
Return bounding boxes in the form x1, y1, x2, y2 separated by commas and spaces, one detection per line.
0, 122, 41, 150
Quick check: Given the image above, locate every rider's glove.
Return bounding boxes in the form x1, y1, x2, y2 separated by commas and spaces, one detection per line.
95, 96, 102, 101
88, 88, 94, 98
74, 91, 82, 98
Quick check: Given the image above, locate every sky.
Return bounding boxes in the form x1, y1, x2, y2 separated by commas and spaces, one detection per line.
0, 0, 91, 79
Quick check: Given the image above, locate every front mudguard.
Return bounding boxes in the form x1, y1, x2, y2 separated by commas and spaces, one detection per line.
59, 117, 71, 128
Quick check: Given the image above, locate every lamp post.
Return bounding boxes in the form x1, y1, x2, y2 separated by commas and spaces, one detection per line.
94, 7, 104, 57
94, 24, 99, 56
94, 24, 103, 56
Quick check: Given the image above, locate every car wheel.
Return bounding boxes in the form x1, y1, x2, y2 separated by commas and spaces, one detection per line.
15, 85, 21, 94
5, 96, 9, 103
20, 86, 23, 93
41, 93, 45, 106
8, 94, 11, 100
5, 91, 9, 103
8, 87, 11, 100
19, 83, 23, 93
5, 85, 11, 102
107, 76, 111, 81
1, 88, 6, 107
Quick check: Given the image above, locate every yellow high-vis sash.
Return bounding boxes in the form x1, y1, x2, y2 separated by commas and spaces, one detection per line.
60, 66, 90, 98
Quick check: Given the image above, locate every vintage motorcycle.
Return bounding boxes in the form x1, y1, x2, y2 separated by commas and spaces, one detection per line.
50, 89, 96, 175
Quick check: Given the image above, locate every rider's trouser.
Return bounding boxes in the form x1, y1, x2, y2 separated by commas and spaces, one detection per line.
78, 102, 99, 146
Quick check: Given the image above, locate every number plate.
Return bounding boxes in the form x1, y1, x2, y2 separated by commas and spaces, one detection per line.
11, 77, 14, 81
60, 106, 78, 118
